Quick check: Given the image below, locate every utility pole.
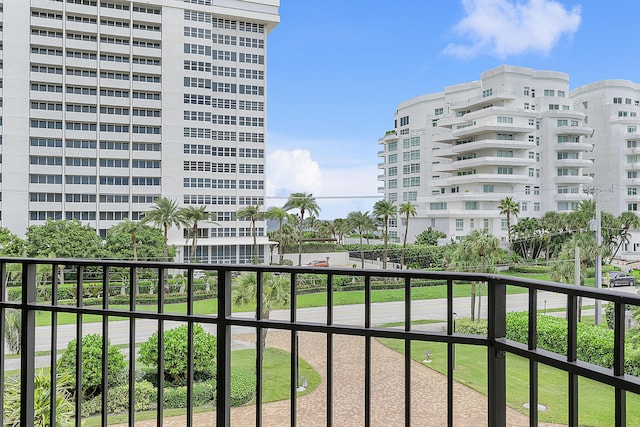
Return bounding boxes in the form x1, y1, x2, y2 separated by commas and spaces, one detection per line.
584, 186, 613, 325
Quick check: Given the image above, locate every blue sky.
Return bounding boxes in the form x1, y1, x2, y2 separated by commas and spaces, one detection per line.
265, 0, 640, 220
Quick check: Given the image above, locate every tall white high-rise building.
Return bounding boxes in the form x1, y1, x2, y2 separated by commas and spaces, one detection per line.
572, 80, 640, 252
1, 0, 279, 263
378, 65, 594, 244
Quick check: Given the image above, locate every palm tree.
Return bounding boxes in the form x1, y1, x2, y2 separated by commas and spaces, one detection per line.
347, 210, 372, 268
609, 211, 640, 262
333, 218, 351, 245
232, 272, 289, 363
110, 219, 143, 261
181, 206, 213, 262
497, 197, 520, 244
265, 206, 288, 264
283, 193, 320, 266
237, 204, 264, 264
373, 200, 396, 269
398, 202, 416, 269
450, 230, 500, 321
141, 197, 186, 261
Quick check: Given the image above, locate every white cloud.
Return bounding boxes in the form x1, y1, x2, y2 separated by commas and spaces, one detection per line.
444, 0, 581, 58
266, 148, 381, 219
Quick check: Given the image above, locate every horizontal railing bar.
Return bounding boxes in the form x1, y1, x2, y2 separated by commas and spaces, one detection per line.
498, 340, 640, 394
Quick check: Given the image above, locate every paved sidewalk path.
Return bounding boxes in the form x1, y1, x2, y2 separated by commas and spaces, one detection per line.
113, 331, 567, 427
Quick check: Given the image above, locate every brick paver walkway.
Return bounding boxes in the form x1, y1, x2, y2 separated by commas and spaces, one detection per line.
114, 331, 565, 426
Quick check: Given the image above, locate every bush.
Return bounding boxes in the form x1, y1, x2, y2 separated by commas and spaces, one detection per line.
82, 380, 157, 417
230, 367, 256, 406
163, 381, 216, 409
57, 334, 126, 399
138, 324, 217, 386
508, 265, 550, 274
454, 318, 488, 335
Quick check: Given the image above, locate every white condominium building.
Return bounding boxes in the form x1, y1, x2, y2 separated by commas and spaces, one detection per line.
378, 65, 594, 244
1, 0, 279, 263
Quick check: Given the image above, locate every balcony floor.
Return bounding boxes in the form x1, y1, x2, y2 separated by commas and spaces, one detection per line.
111, 331, 563, 427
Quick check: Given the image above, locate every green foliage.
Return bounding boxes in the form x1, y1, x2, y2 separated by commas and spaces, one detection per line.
0, 227, 25, 256
57, 334, 126, 399
281, 242, 342, 253
508, 264, 550, 274
81, 381, 156, 417
341, 243, 449, 269
3, 370, 75, 427
163, 381, 216, 409
454, 318, 488, 335
138, 324, 217, 386
105, 223, 172, 261
414, 227, 446, 246
230, 367, 256, 406
25, 219, 106, 259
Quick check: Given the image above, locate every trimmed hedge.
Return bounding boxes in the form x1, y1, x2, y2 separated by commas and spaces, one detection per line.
81, 381, 156, 417
455, 312, 640, 376
230, 367, 256, 406
163, 381, 216, 409
508, 265, 550, 274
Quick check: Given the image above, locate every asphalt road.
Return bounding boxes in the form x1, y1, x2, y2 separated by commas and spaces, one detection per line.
6, 285, 639, 370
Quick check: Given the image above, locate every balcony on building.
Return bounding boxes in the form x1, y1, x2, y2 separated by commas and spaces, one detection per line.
3, 258, 639, 427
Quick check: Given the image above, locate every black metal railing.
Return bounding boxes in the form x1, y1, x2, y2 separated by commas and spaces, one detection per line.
1, 257, 640, 426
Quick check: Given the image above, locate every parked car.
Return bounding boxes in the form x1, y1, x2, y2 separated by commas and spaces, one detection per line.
602, 271, 635, 287
306, 260, 329, 267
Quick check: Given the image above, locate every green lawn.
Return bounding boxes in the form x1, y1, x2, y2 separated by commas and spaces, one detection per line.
83, 347, 321, 426
36, 283, 528, 327
378, 338, 640, 426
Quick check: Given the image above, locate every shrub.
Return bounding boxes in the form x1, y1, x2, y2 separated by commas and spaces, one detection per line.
4, 370, 75, 427
454, 318, 488, 335
57, 334, 126, 399
81, 380, 156, 417
163, 381, 216, 409
138, 324, 217, 386
508, 265, 550, 274
230, 367, 256, 406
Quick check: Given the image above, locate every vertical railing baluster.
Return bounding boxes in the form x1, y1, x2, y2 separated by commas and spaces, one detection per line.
327, 273, 334, 427
186, 270, 194, 426
614, 302, 626, 427
256, 270, 264, 427
364, 274, 371, 426
528, 288, 538, 427
487, 278, 506, 427
290, 272, 298, 427
50, 264, 58, 426
101, 266, 110, 427
20, 262, 37, 427
157, 267, 165, 427
447, 278, 454, 427
404, 276, 411, 426
76, 264, 84, 427
128, 267, 136, 427
567, 294, 578, 427
216, 270, 232, 426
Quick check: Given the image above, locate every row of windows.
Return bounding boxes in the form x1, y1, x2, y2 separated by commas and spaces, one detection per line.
183, 128, 264, 143
182, 95, 264, 112
183, 161, 264, 174
183, 144, 263, 158
29, 138, 159, 151
30, 192, 158, 204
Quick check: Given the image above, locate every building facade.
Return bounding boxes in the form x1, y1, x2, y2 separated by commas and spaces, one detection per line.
378, 65, 595, 244
1, 0, 279, 263
572, 80, 640, 253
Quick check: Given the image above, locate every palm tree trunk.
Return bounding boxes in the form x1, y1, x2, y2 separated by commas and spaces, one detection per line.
477, 283, 482, 321
190, 224, 197, 262
383, 219, 388, 269
252, 219, 258, 264
401, 214, 409, 269
278, 221, 284, 264
359, 233, 364, 268
298, 215, 304, 266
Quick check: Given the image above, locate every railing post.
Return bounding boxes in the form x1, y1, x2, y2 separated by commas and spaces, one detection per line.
487, 278, 506, 427
216, 270, 232, 427
20, 262, 37, 427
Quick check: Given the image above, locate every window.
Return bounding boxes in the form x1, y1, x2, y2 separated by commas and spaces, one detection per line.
434, 107, 443, 115
501, 219, 507, 230
497, 116, 513, 124
388, 179, 397, 189
456, 219, 463, 231
482, 88, 493, 97
544, 89, 555, 96
399, 116, 409, 127
557, 90, 565, 98
557, 119, 568, 127
497, 167, 513, 175
524, 87, 530, 96
629, 126, 637, 133
496, 133, 514, 140
465, 201, 478, 210
388, 142, 397, 151
614, 97, 623, 104
388, 167, 397, 176
388, 154, 397, 164
521, 202, 528, 212
629, 203, 638, 211
628, 188, 637, 196
496, 150, 513, 157
534, 202, 540, 212
549, 104, 559, 110
430, 202, 447, 210
628, 171, 638, 179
